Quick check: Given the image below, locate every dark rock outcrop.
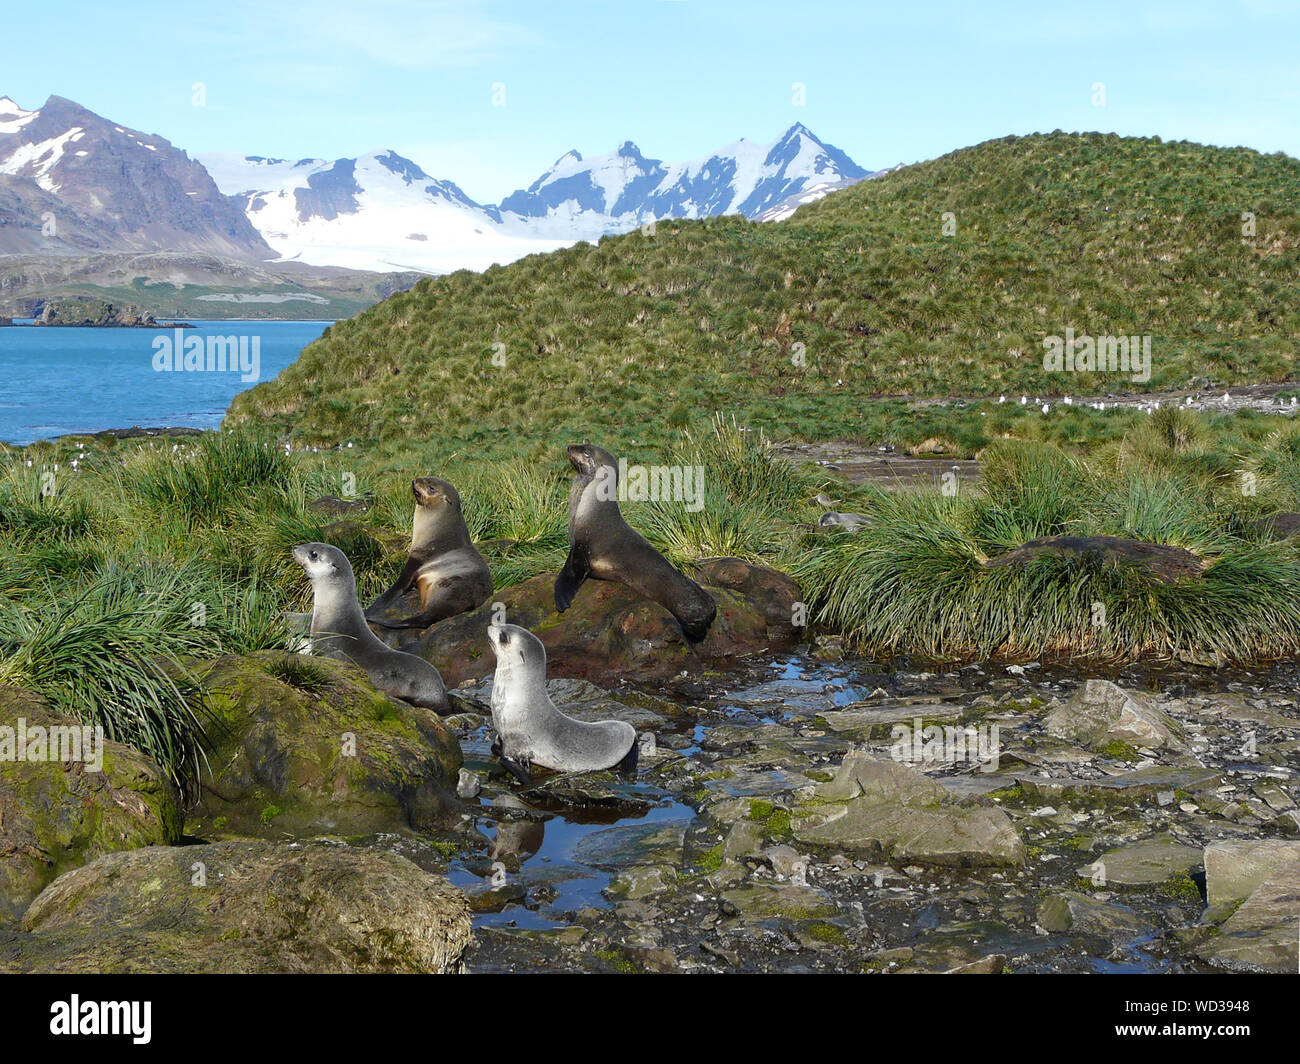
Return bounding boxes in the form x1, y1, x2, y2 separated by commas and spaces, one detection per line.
985, 535, 1205, 582
384, 557, 804, 687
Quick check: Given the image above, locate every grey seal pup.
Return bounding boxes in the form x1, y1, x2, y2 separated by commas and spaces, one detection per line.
293, 542, 451, 712
486, 621, 637, 784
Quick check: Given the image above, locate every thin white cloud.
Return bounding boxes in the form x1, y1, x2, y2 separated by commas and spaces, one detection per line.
262, 0, 537, 70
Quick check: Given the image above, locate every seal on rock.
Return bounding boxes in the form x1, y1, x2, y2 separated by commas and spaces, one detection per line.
486, 622, 637, 783
555, 443, 716, 642
293, 542, 451, 712
366, 477, 493, 629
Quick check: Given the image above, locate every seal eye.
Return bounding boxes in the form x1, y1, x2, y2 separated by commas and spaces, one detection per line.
498, 631, 510, 645
310, 551, 319, 560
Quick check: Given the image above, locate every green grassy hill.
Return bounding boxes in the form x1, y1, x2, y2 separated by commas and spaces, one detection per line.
226, 131, 1300, 459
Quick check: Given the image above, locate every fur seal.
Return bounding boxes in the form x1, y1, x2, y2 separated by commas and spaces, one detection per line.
815, 493, 870, 531
486, 622, 637, 783
366, 477, 493, 629
555, 443, 716, 642
818, 510, 871, 531
293, 542, 451, 712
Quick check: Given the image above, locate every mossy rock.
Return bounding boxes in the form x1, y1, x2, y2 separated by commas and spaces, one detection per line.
0, 840, 471, 973
187, 652, 461, 840
0, 685, 182, 927
387, 558, 802, 687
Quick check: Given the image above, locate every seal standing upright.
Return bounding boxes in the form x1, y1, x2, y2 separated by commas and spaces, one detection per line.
486, 622, 637, 783
366, 476, 493, 629
293, 542, 451, 712
555, 443, 716, 642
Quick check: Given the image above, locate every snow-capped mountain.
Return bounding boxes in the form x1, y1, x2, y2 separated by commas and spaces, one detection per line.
198, 150, 569, 273
499, 123, 868, 237
201, 124, 874, 274
0, 95, 272, 258
1, 93, 879, 275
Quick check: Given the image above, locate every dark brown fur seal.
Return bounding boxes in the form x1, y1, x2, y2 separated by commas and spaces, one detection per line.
366, 477, 493, 629
554, 443, 716, 642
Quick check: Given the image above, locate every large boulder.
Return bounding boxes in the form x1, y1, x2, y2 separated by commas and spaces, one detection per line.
1192, 840, 1300, 973
791, 750, 1024, 868
1203, 839, 1300, 920
187, 652, 462, 840
388, 558, 804, 687
985, 535, 1205, 582
0, 686, 182, 927
0, 841, 472, 973
1043, 679, 1187, 753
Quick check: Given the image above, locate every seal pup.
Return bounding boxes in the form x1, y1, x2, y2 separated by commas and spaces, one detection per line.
486, 622, 637, 784
366, 477, 493, 629
293, 542, 451, 712
815, 492, 871, 531
818, 510, 871, 531
555, 443, 716, 642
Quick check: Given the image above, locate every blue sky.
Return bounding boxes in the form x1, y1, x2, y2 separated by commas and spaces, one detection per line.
6, 0, 1299, 202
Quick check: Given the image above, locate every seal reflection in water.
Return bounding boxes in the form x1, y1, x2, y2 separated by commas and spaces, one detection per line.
365, 476, 493, 629
486, 622, 637, 784
293, 542, 451, 713
555, 443, 717, 642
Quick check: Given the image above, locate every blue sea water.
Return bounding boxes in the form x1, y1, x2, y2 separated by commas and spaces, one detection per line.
0, 319, 330, 444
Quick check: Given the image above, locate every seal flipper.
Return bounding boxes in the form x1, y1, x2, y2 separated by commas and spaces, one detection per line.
554, 541, 591, 613
500, 755, 533, 787
615, 740, 639, 775
364, 555, 425, 628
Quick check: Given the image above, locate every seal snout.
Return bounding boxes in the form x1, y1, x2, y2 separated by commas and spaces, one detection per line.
565, 444, 592, 474
411, 476, 444, 505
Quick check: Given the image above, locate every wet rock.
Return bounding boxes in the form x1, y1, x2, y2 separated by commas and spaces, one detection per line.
984, 535, 1205, 582
0, 841, 471, 973
764, 845, 809, 881
0, 686, 183, 927
457, 768, 481, 799
1020, 765, 1220, 801
609, 864, 678, 901
573, 819, 688, 869
945, 954, 1007, 974
520, 771, 652, 816
1036, 891, 1149, 940
791, 751, 1024, 867
1203, 839, 1300, 919
1044, 680, 1186, 752
187, 653, 462, 839
720, 882, 838, 923
1198, 860, 1300, 973
395, 559, 803, 687
817, 701, 964, 740
1079, 834, 1203, 888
